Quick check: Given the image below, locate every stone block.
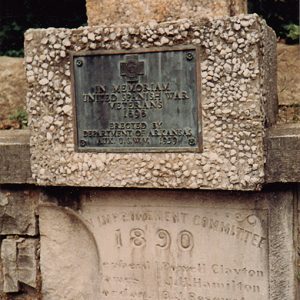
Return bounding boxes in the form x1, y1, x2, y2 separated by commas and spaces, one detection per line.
0, 130, 32, 184
25, 15, 277, 190
17, 239, 38, 289
0, 187, 38, 236
38, 188, 296, 299
0, 57, 26, 120
277, 44, 300, 106
39, 204, 101, 300
265, 124, 300, 183
277, 44, 300, 124
86, 0, 247, 26
0, 238, 38, 294
1, 239, 18, 293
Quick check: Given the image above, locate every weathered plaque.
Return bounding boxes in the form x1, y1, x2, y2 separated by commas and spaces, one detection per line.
81, 198, 269, 300
71, 47, 201, 152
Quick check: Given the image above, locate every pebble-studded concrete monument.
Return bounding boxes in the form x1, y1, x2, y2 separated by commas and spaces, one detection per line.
25, 14, 276, 191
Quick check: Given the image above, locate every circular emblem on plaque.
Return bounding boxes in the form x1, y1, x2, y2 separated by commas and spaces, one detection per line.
80, 140, 87, 147
120, 55, 145, 82
124, 60, 140, 78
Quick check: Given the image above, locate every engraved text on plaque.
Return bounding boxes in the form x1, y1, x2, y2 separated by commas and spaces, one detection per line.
71, 47, 201, 152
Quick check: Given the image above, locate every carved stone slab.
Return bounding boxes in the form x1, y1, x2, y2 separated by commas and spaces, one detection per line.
84, 206, 268, 299
38, 189, 296, 300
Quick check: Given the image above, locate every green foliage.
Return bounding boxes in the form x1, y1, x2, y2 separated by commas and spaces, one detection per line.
248, 0, 299, 43
284, 24, 300, 41
0, 22, 24, 56
9, 108, 28, 128
0, 0, 87, 57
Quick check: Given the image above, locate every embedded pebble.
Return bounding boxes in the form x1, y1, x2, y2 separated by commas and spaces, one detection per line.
233, 23, 241, 31
62, 38, 71, 47
48, 71, 54, 80
241, 20, 250, 27
223, 63, 231, 73
160, 36, 169, 45
25, 33, 33, 41
41, 38, 48, 45
39, 78, 49, 85
46, 132, 52, 140
62, 105, 72, 114
82, 37, 88, 43
88, 32, 95, 41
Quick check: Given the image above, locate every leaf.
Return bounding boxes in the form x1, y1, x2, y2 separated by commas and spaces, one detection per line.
284, 24, 300, 41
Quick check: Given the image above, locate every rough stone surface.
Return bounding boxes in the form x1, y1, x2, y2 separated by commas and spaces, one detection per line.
2, 126, 300, 185
261, 25, 278, 126
277, 43, 300, 106
25, 15, 277, 190
86, 0, 247, 26
38, 188, 296, 300
0, 237, 38, 295
0, 57, 26, 120
0, 187, 38, 236
0, 130, 33, 184
265, 124, 300, 183
277, 44, 300, 124
277, 105, 300, 124
1, 239, 18, 292
39, 204, 101, 300
17, 239, 38, 289
268, 188, 296, 300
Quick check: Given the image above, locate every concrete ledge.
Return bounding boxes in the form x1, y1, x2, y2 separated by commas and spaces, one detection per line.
265, 124, 300, 183
0, 130, 33, 184
0, 125, 300, 185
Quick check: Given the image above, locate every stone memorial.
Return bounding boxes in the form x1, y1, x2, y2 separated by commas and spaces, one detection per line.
25, 14, 277, 191
0, 1, 295, 299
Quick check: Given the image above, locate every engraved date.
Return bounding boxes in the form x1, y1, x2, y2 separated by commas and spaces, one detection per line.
115, 228, 194, 251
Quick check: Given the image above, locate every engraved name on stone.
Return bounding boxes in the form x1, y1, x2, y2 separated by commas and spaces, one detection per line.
81, 205, 269, 300
71, 47, 201, 152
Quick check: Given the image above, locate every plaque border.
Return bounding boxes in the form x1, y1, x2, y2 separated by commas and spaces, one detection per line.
70, 45, 203, 153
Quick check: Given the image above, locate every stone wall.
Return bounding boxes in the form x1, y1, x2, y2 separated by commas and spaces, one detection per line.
277, 44, 300, 124
86, 0, 247, 26
0, 184, 298, 299
24, 15, 277, 191
38, 188, 296, 300
0, 186, 40, 299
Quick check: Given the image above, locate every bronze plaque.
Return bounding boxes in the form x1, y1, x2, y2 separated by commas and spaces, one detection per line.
71, 46, 202, 152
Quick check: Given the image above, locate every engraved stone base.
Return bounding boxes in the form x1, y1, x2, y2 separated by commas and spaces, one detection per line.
38, 189, 296, 300
25, 15, 277, 190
